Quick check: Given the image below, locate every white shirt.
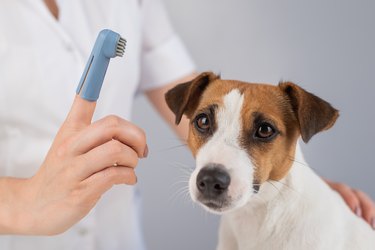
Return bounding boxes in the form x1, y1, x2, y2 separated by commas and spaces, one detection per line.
0, 0, 195, 249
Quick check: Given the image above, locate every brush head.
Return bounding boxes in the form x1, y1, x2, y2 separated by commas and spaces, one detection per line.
116, 37, 127, 57
97, 29, 127, 58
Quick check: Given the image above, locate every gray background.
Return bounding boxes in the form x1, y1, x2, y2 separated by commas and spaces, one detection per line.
134, 1, 375, 250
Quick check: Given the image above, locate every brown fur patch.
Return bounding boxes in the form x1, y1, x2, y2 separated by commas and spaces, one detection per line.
239, 84, 300, 182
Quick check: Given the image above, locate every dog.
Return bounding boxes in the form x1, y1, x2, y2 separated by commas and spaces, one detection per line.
165, 72, 375, 250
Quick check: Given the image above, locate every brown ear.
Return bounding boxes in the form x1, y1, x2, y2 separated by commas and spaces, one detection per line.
165, 72, 219, 124
279, 82, 339, 143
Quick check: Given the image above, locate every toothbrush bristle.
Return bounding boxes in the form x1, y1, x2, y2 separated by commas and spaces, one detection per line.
116, 37, 127, 57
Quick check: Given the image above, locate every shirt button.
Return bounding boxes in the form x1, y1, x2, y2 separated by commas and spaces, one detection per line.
78, 227, 89, 236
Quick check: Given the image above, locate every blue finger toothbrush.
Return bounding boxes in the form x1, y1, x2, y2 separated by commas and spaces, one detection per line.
76, 29, 126, 101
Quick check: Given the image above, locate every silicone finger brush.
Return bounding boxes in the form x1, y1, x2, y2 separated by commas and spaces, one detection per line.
76, 29, 126, 101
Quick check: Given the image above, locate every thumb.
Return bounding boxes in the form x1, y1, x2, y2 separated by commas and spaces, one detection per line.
65, 95, 97, 127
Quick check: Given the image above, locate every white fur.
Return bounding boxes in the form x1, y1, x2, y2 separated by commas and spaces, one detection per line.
189, 90, 255, 213
189, 89, 375, 249
216, 144, 375, 250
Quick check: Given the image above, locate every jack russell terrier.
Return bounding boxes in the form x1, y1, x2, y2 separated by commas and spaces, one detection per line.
165, 72, 375, 250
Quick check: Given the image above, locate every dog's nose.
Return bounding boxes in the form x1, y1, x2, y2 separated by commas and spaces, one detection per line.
196, 165, 230, 196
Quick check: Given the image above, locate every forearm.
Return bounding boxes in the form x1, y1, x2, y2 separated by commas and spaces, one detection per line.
145, 72, 196, 140
0, 177, 32, 234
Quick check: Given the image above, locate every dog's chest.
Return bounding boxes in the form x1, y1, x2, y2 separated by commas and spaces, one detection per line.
224, 212, 330, 250
220, 175, 375, 250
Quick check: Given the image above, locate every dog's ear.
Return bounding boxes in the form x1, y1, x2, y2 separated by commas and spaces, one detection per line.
279, 82, 339, 143
165, 72, 220, 124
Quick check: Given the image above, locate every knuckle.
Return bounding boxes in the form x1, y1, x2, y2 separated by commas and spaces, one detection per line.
121, 169, 136, 185
126, 125, 146, 142
128, 155, 139, 168
134, 127, 147, 143
110, 167, 135, 184
109, 141, 140, 167
114, 148, 139, 168
103, 167, 117, 179
109, 140, 124, 154
346, 194, 359, 206
357, 192, 373, 208
56, 144, 67, 157
357, 190, 371, 202
333, 184, 358, 204
343, 189, 357, 200
71, 155, 87, 172
334, 183, 347, 191
122, 148, 139, 167
56, 139, 73, 157
107, 168, 127, 185
104, 115, 121, 128
127, 177, 137, 185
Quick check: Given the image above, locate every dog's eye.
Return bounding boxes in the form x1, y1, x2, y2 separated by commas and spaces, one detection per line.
194, 113, 211, 133
255, 123, 276, 139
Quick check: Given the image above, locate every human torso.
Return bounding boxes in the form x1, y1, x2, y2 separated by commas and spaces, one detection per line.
0, 0, 144, 249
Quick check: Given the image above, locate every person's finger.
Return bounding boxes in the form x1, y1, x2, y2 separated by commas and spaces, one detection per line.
74, 139, 139, 180
82, 166, 137, 199
353, 190, 375, 226
67, 115, 147, 158
330, 183, 361, 214
65, 95, 97, 128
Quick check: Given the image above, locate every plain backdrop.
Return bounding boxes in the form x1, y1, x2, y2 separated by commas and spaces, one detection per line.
133, 1, 375, 249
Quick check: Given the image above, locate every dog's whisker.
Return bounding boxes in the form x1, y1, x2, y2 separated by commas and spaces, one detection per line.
179, 189, 195, 206
287, 155, 309, 168
268, 180, 298, 194
266, 181, 281, 192
173, 161, 194, 169
170, 161, 193, 169
168, 173, 190, 195
167, 162, 194, 176
172, 170, 191, 179
287, 155, 320, 173
157, 143, 188, 153
175, 166, 194, 176
266, 180, 288, 202
163, 137, 188, 143
168, 185, 190, 204
170, 180, 190, 189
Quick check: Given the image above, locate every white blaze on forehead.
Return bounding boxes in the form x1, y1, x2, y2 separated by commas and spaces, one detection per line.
196, 89, 246, 167
217, 89, 245, 147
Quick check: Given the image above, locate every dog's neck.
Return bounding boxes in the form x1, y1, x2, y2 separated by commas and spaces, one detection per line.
224, 142, 334, 247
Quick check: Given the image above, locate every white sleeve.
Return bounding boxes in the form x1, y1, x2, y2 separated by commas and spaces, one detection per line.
138, 0, 196, 91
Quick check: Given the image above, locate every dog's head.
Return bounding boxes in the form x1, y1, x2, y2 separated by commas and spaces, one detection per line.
165, 72, 338, 213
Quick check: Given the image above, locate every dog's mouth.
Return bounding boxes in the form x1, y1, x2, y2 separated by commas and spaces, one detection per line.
198, 197, 231, 213
196, 191, 250, 214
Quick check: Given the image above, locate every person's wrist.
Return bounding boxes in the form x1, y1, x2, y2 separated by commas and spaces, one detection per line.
0, 177, 35, 234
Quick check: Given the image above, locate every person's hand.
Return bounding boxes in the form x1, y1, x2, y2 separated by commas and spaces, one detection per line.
325, 179, 375, 229
5, 95, 147, 235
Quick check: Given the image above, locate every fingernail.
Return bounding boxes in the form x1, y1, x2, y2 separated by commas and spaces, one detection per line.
355, 206, 362, 217
143, 144, 149, 158
372, 217, 375, 230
